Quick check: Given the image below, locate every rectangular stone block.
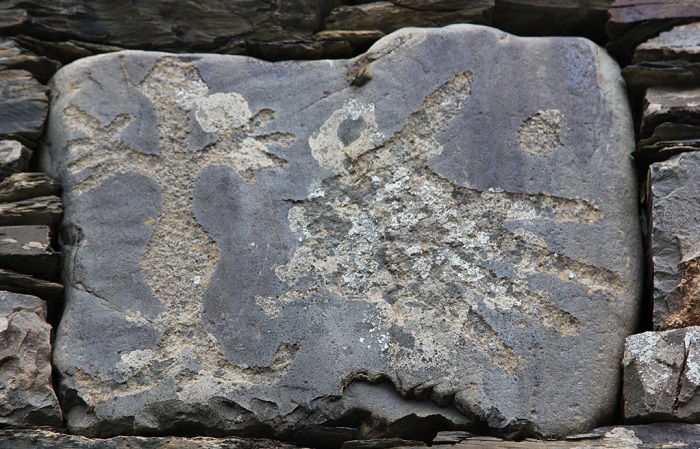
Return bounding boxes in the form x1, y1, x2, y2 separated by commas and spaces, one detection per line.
0, 225, 59, 280
0, 291, 62, 427
624, 327, 700, 422
42, 25, 641, 440
650, 151, 700, 330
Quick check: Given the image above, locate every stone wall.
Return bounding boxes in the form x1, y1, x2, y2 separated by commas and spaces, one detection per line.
3, 1, 700, 448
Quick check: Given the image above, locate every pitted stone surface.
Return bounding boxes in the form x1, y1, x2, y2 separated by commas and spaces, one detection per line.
623, 327, 700, 423
650, 149, 700, 330
43, 25, 641, 439
0, 291, 62, 427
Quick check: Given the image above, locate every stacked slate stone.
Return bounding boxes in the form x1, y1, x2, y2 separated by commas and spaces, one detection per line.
614, 7, 700, 426
0, 37, 64, 429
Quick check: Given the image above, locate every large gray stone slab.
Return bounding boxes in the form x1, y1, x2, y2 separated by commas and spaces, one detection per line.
42, 25, 641, 439
0, 291, 62, 427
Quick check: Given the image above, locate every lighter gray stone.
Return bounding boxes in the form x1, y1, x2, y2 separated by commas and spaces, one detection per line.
0, 291, 62, 427
43, 25, 641, 439
650, 151, 700, 330
623, 327, 700, 422
0, 140, 32, 180
634, 22, 700, 63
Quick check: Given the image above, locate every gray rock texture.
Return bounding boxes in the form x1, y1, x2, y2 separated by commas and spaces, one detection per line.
623, 327, 700, 422
1, 1, 492, 60
650, 151, 700, 329
634, 22, 700, 63
0, 69, 48, 143
0, 428, 300, 449
0, 140, 33, 180
5, 424, 700, 449
0, 225, 58, 280
0, 291, 62, 427
43, 25, 641, 439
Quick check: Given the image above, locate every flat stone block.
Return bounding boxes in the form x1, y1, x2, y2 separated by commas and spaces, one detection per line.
650, 151, 700, 329
43, 25, 641, 439
0, 291, 62, 427
624, 327, 700, 422
0, 225, 58, 280
0, 140, 32, 180
634, 21, 700, 63
0, 69, 48, 141
0, 171, 61, 202
640, 87, 700, 139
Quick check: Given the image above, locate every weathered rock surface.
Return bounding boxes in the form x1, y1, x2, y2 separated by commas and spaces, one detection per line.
0, 428, 300, 449
492, 0, 612, 44
0, 1, 494, 60
0, 225, 58, 280
634, 22, 700, 63
0, 171, 61, 202
0, 194, 62, 227
605, 0, 700, 66
0, 291, 62, 427
0, 268, 63, 301
641, 87, 700, 138
5, 424, 700, 449
623, 327, 700, 422
0, 69, 48, 143
650, 151, 700, 329
0, 37, 60, 83
0, 139, 32, 179
43, 25, 641, 439
323, 1, 492, 35
623, 22, 700, 90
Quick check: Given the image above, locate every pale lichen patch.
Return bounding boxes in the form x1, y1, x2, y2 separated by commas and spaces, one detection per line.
194, 92, 252, 132
518, 109, 566, 156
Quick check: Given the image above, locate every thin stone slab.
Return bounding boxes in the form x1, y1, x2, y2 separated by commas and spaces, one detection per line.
43, 25, 641, 439
0, 171, 61, 202
0, 268, 64, 301
640, 87, 700, 139
0, 291, 62, 427
623, 327, 700, 422
0, 195, 62, 227
0, 225, 58, 280
634, 22, 700, 63
0, 428, 300, 449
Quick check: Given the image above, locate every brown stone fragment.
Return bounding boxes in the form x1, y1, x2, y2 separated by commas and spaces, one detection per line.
0, 268, 63, 301
0, 225, 58, 280
664, 258, 700, 329
0, 291, 62, 428
0, 171, 61, 202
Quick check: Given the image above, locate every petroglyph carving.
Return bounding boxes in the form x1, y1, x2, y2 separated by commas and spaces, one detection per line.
518, 109, 566, 156
62, 57, 298, 395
